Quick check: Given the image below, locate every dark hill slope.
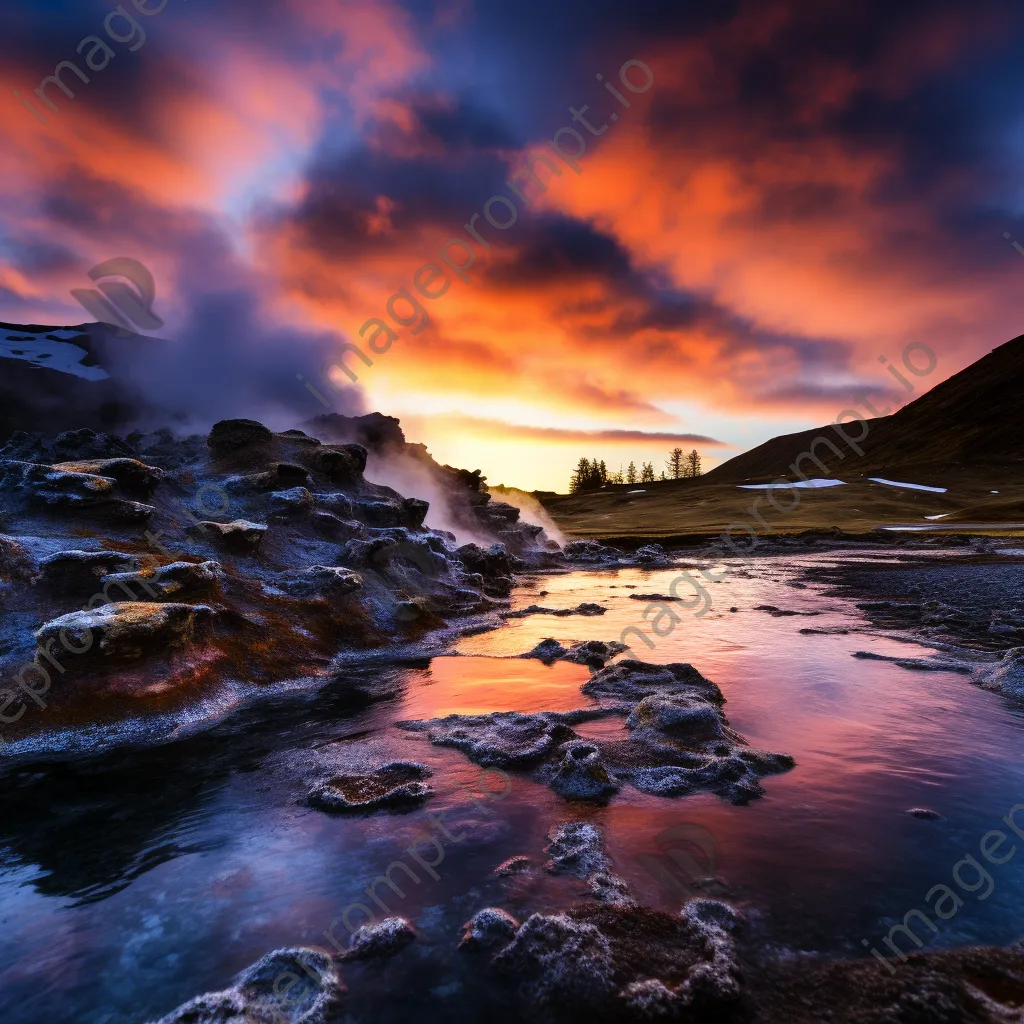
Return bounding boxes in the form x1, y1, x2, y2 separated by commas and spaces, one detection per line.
706, 333, 1024, 482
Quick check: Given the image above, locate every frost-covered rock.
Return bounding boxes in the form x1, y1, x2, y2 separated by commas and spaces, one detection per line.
347, 917, 416, 960
193, 519, 267, 551
2, 460, 117, 508
307, 762, 432, 812
101, 560, 223, 601
459, 908, 520, 951
50, 457, 163, 495
148, 946, 343, 1024
396, 710, 602, 767
493, 913, 616, 1007
545, 822, 612, 878
975, 648, 1024, 698
36, 550, 138, 593
36, 602, 215, 663
541, 742, 619, 802
269, 487, 314, 516
582, 660, 725, 709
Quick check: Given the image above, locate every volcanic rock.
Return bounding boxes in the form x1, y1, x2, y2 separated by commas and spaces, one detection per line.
396, 710, 604, 768
36, 550, 139, 594
347, 917, 416, 960
192, 519, 267, 551
206, 418, 274, 453
101, 560, 223, 602
148, 946, 342, 1024
306, 762, 432, 812
459, 908, 520, 951
540, 742, 619, 802
36, 602, 215, 663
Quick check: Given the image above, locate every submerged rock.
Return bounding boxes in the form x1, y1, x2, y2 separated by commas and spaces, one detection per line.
36, 602, 215, 664
148, 946, 343, 1024
503, 602, 607, 619
306, 762, 432, 813
494, 855, 532, 877
459, 908, 520, 951
347, 917, 416, 960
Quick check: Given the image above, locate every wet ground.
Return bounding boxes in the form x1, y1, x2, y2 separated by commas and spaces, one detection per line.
1, 548, 1023, 1022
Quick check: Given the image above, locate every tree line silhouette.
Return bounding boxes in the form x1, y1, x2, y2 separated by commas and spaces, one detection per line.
570, 448, 702, 493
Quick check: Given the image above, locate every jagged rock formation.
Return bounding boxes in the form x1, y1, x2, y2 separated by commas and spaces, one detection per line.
0, 419, 559, 744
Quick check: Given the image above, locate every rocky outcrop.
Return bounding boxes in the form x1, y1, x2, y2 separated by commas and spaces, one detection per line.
306, 762, 432, 812
274, 566, 363, 602
148, 946, 343, 1024
100, 560, 223, 602
206, 418, 274, 453
192, 519, 267, 551
36, 550, 139, 594
50, 457, 163, 495
36, 602, 215, 664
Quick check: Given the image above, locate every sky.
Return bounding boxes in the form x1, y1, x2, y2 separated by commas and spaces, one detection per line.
2, 0, 1024, 491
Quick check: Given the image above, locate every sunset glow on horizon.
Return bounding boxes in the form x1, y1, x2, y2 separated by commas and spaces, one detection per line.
3, 0, 1024, 490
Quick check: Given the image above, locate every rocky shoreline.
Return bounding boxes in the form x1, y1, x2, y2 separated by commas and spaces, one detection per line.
2, 426, 1023, 1022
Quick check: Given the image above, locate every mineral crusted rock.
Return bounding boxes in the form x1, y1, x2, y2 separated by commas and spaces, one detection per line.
101, 560, 223, 601
148, 946, 343, 1024
36, 602, 215, 663
347, 917, 416, 960
540, 742, 620, 802
396, 710, 604, 768
192, 519, 267, 551
520, 638, 627, 668
37, 550, 138, 593
50, 457, 163, 495
459, 908, 520, 951
307, 762, 432, 812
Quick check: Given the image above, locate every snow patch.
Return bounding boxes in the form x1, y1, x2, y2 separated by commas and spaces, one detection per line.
1, 328, 109, 381
868, 477, 947, 493
738, 479, 846, 490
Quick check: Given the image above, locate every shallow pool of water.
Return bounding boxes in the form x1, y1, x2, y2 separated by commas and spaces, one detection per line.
1, 550, 1022, 1022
